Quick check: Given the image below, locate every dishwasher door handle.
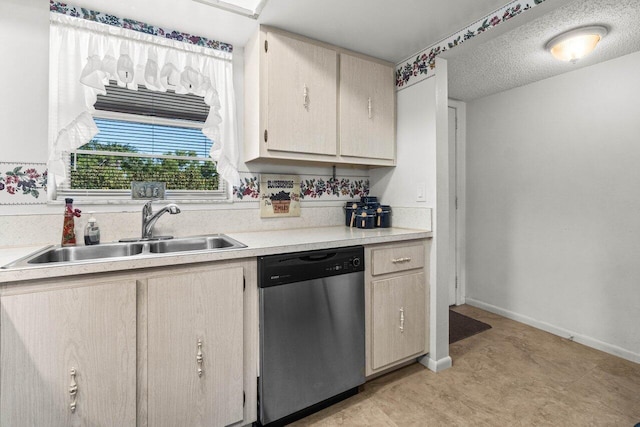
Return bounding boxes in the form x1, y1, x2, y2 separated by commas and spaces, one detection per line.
299, 253, 337, 262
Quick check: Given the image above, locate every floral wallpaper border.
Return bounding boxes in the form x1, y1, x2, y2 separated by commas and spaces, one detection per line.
234, 173, 369, 202
50, 0, 233, 53
395, 0, 546, 89
0, 166, 368, 205
0, 163, 48, 205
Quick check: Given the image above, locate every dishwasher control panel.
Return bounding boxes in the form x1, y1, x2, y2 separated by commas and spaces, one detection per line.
258, 246, 364, 287
325, 256, 361, 273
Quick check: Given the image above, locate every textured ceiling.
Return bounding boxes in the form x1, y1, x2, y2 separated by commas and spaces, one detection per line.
73, 0, 511, 63
257, 0, 510, 62
446, 0, 640, 101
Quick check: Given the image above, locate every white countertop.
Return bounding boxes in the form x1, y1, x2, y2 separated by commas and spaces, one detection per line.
0, 226, 431, 284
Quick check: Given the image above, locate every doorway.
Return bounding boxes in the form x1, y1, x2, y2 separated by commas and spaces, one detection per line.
448, 101, 466, 306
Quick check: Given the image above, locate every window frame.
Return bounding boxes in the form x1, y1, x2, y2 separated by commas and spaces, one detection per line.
56, 105, 229, 204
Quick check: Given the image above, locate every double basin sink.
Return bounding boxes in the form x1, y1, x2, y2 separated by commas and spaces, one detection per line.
3, 235, 246, 268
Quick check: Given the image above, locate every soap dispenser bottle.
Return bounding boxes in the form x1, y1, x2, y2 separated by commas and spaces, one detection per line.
62, 198, 81, 246
84, 212, 101, 245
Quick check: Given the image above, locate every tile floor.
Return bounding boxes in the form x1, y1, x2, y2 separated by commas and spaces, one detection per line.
292, 305, 640, 426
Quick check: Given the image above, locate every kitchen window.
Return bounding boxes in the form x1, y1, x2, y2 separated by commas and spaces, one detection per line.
60, 83, 226, 200
48, 10, 239, 203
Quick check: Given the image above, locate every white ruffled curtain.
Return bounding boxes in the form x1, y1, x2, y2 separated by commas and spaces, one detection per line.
48, 13, 240, 188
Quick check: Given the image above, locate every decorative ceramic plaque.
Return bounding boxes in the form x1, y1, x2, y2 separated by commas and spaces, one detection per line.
260, 174, 301, 218
131, 181, 166, 200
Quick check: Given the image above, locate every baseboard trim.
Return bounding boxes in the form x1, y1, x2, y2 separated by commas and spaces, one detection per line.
420, 354, 452, 372
466, 298, 640, 364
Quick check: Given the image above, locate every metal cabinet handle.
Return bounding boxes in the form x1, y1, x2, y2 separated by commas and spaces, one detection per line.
303, 84, 309, 109
69, 368, 78, 413
196, 339, 204, 377
391, 257, 412, 264
399, 308, 405, 333
368, 97, 372, 119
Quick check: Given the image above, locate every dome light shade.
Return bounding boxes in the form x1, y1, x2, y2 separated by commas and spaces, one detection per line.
546, 26, 608, 63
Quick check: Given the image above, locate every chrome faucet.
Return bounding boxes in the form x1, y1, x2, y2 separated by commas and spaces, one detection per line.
141, 200, 181, 239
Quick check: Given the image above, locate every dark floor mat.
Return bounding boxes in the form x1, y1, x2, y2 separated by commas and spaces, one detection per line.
449, 309, 492, 344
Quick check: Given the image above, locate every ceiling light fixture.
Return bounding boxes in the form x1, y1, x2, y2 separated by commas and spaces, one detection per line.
193, 0, 269, 19
545, 25, 608, 63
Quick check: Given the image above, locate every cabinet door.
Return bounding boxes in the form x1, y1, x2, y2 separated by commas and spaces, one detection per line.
147, 267, 244, 427
371, 272, 426, 370
339, 54, 395, 160
266, 31, 338, 156
0, 280, 137, 427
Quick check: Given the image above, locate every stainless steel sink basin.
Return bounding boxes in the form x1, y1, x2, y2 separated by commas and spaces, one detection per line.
148, 235, 244, 253
16, 242, 146, 265
2, 234, 246, 268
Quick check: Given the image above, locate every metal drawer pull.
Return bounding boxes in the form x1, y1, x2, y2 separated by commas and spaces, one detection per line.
368, 97, 372, 119
69, 368, 78, 413
196, 339, 204, 377
391, 257, 412, 264
399, 308, 405, 333
303, 84, 309, 109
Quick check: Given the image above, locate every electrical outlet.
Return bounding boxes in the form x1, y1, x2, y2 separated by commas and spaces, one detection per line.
416, 182, 426, 202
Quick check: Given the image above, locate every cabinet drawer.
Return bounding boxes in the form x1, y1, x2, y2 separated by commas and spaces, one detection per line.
371, 244, 425, 276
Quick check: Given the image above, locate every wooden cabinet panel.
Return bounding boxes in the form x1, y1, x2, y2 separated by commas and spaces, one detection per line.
146, 267, 244, 427
0, 280, 137, 427
266, 31, 337, 156
340, 53, 395, 160
365, 239, 430, 376
244, 26, 396, 167
371, 243, 425, 276
371, 272, 426, 371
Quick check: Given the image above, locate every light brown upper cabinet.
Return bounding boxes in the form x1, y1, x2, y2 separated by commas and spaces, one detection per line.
244, 26, 396, 167
339, 54, 395, 161
263, 32, 338, 156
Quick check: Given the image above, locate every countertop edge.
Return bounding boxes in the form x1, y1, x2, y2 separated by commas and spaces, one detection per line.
0, 227, 432, 284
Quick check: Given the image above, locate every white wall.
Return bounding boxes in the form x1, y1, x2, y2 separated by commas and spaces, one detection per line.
0, 0, 49, 163
370, 77, 436, 232
370, 78, 436, 208
465, 50, 640, 363
0, 3, 363, 245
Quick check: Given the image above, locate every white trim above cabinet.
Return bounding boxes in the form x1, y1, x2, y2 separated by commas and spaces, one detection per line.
244, 26, 396, 167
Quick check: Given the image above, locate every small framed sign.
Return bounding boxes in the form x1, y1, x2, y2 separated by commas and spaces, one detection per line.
131, 181, 166, 200
260, 174, 301, 218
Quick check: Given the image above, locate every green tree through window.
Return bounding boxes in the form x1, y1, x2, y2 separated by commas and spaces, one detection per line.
71, 140, 219, 191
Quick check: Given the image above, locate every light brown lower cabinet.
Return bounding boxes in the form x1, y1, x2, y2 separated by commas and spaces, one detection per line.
0, 259, 258, 427
0, 240, 429, 425
0, 279, 137, 427
144, 267, 244, 427
365, 240, 430, 376
371, 272, 426, 370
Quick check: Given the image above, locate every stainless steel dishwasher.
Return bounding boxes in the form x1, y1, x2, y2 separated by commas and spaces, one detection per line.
258, 246, 365, 426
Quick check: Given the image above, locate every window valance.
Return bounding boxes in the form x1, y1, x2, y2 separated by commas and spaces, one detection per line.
48, 12, 239, 188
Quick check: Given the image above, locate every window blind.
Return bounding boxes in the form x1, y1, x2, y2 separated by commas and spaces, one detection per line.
94, 83, 210, 122
91, 118, 212, 158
